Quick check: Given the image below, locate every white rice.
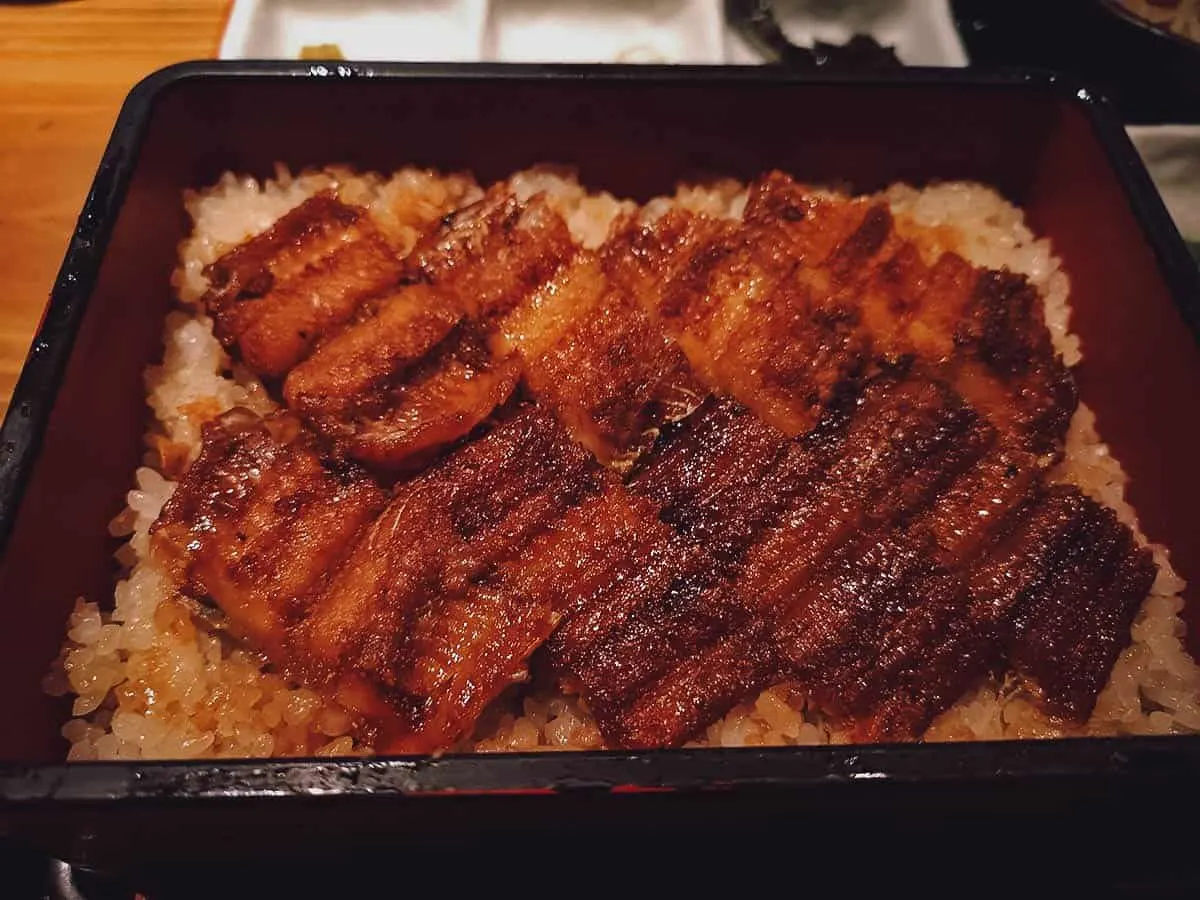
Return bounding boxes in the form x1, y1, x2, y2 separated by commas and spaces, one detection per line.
509, 166, 635, 249
45, 168, 1200, 759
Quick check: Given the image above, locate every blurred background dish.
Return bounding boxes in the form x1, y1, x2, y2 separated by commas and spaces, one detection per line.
723, 0, 966, 65
221, 0, 494, 62
219, 0, 968, 66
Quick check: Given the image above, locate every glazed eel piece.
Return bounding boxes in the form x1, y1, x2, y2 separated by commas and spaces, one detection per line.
205, 184, 705, 477
201, 187, 578, 473
153, 402, 706, 752
552, 369, 1151, 748
605, 170, 1076, 456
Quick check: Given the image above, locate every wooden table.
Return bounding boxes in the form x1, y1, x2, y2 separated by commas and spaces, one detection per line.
0, 0, 229, 416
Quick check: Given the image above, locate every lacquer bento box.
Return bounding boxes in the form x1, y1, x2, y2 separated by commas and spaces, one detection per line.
2, 63, 1199, 877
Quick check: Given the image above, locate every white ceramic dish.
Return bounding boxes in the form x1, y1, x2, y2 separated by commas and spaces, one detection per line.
218, 0, 968, 66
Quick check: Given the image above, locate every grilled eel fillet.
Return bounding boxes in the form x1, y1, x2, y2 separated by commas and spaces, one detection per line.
204, 186, 703, 474
202, 187, 573, 473
584, 378, 1153, 747
606, 171, 1076, 456
162, 171, 1154, 751
155, 404, 605, 751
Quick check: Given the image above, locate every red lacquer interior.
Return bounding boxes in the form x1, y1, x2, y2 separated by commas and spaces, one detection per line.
1, 74, 1196, 763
